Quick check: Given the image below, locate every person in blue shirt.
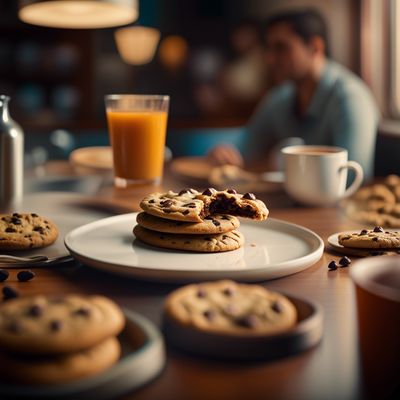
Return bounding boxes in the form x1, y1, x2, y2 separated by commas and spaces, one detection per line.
208, 9, 379, 179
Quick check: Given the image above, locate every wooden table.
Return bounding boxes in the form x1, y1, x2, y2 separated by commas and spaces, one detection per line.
2, 163, 387, 400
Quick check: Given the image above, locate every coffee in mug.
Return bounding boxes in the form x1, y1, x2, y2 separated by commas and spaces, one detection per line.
281, 145, 363, 206
350, 257, 400, 398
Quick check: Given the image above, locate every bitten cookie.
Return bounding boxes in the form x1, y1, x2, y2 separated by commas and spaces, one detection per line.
140, 188, 269, 222
133, 225, 244, 252
0, 337, 121, 385
0, 213, 58, 251
163, 280, 297, 336
338, 227, 400, 249
0, 295, 125, 355
136, 212, 240, 234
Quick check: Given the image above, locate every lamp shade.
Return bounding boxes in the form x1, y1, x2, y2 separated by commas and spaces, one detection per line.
115, 26, 160, 65
18, 0, 138, 29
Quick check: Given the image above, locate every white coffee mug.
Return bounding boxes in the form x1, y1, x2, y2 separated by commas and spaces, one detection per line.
281, 145, 363, 206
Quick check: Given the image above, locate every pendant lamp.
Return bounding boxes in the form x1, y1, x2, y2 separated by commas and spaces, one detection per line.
18, 0, 138, 29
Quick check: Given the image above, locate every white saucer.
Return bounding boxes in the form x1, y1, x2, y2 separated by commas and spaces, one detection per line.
65, 213, 324, 283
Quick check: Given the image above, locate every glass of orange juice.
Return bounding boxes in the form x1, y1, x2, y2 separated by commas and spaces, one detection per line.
105, 94, 169, 187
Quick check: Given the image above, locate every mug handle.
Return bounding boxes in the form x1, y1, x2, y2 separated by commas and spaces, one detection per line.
339, 161, 364, 198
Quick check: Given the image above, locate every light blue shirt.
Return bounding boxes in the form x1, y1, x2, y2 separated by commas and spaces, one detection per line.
245, 60, 380, 179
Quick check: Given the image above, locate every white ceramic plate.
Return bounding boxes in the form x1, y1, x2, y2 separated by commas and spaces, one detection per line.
65, 213, 323, 283
0, 309, 165, 400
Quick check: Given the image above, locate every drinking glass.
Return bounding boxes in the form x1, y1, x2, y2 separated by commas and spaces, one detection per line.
105, 94, 169, 187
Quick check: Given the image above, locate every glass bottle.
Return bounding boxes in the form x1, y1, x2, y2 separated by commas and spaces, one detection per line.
0, 95, 24, 212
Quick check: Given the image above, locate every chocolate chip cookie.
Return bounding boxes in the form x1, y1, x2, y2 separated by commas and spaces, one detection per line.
338, 227, 400, 249
136, 212, 240, 234
163, 280, 297, 336
0, 336, 121, 385
133, 225, 244, 252
140, 188, 269, 222
0, 213, 58, 251
0, 295, 125, 355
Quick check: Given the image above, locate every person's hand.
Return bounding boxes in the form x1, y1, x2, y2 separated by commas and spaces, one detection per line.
207, 144, 244, 167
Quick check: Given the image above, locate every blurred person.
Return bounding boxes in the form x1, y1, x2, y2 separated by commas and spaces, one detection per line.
208, 9, 379, 179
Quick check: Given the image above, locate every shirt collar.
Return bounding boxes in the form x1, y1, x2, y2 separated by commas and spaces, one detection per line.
305, 60, 339, 118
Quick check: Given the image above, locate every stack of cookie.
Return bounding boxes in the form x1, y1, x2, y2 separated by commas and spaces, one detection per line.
134, 188, 269, 253
0, 294, 125, 385
343, 174, 400, 228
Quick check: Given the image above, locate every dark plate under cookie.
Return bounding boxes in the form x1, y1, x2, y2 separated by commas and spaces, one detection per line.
163, 294, 323, 361
0, 309, 165, 399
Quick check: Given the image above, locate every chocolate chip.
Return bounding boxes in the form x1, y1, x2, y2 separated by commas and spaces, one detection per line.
373, 226, 384, 233
27, 304, 43, 317
328, 261, 338, 270
5, 227, 16, 233
148, 199, 155, 204
182, 210, 190, 215
2, 286, 19, 300
31, 213, 38, 217
223, 287, 235, 296
227, 189, 237, 194
202, 188, 216, 196
0, 269, 9, 282
237, 314, 259, 328
203, 309, 216, 320
17, 270, 35, 282
12, 213, 22, 218
73, 307, 91, 317
372, 237, 379, 241
178, 189, 190, 196
33, 226, 45, 234
11, 217, 21, 225
7, 321, 22, 333
242, 192, 256, 200
183, 202, 196, 208
221, 215, 230, 220
163, 209, 172, 213
197, 288, 206, 298
50, 320, 63, 332
360, 230, 368, 235
160, 200, 174, 207
271, 301, 283, 313
222, 235, 228, 239
338, 256, 351, 267
212, 219, 221, 227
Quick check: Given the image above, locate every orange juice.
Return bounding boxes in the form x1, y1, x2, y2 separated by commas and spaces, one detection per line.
106, 110, 168, 183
